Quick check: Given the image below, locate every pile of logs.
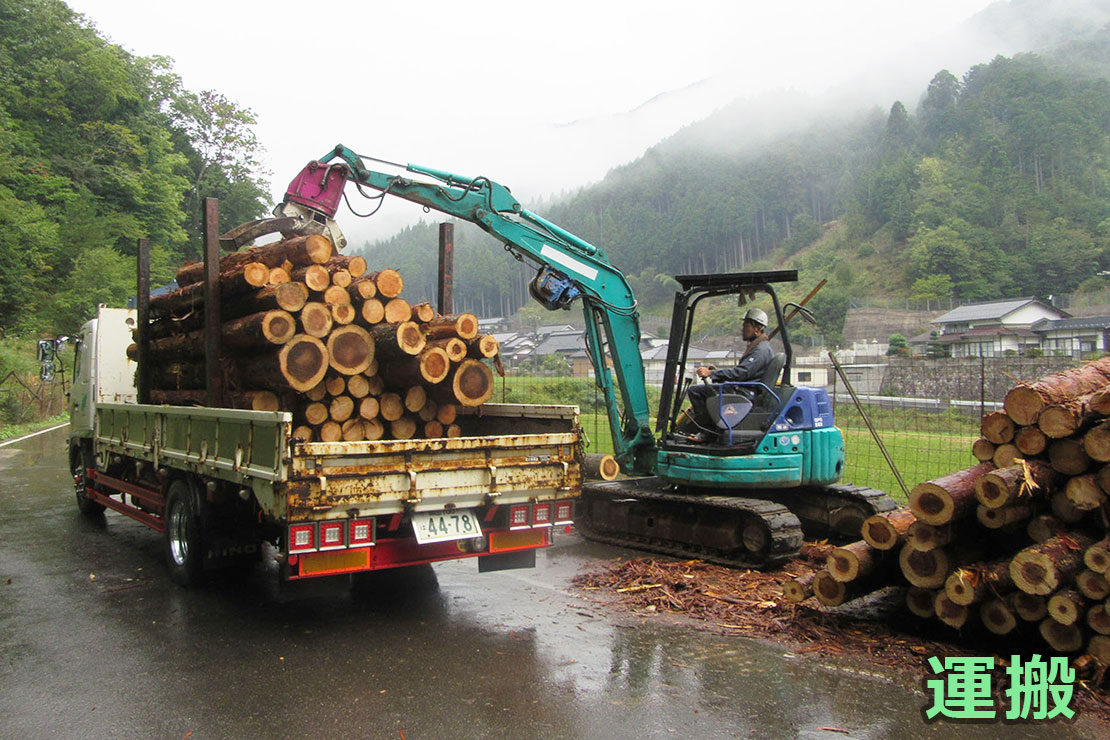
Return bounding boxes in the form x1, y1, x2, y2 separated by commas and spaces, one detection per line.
784, 357, 1110, 664
133, 234, 502, 443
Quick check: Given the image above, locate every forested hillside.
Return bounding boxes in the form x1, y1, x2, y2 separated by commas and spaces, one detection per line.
362, 30, 1110, 334
0, 0, 268, 334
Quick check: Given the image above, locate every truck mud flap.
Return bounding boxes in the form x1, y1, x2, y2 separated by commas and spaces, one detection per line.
478, 549, 536, 573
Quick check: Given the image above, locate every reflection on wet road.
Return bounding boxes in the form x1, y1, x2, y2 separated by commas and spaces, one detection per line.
0, 428, 1100, 739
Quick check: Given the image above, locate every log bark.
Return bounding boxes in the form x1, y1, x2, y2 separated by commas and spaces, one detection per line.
238, 334, 328, 392
905, 587, 937, 618
326, 325, 374, 376
1049, 438, 1090, 475
908, 462, 995, 525
976, 503, 1031, 529
812, 570, 882, 607
583, 454, 620, 481
1003, 356, 1110, 425
980, 411, 1015, 444
431, 359, 494, 407
411, 301, 436, 323
981, 597, 1018, 635
861, 508, 917, 551
782, 571, 817, 603
372, 322, 426, 358
347, 277, 377, 302
1039, 617, 1083, 652
1047, 588, 1086, 625
299, 302, 333, 338
427, 338, 468, 363
175, 234, 334, 285
945, 560, 1013, 606
467, 334, 500, 359
975, 460, 1056, 509
225, 281, 307, 316
129, 310, 296, 360
367, 269, 403, 298
1010, 533, 1097, 595
1014, 426, 1048, 457
826, 540, 879, 583
423, 313, 479, 341
381, 347, 451, 386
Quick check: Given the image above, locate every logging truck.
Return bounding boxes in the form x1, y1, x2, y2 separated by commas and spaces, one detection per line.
68, 305, 582, 585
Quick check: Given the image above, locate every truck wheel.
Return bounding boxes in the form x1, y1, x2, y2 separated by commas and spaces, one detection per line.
71, 444, 105, 517
164, 479, 204, 587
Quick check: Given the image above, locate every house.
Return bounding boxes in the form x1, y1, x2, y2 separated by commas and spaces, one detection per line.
1032, 316, 1110, 358
927, 298, 1069, 357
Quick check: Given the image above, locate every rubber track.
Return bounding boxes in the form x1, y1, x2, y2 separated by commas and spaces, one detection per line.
578, 484, 804, 570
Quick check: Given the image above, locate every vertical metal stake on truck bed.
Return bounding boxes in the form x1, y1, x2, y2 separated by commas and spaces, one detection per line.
203, 198, 225, 407
438, 222, 454, 315
136, 238, 151, 405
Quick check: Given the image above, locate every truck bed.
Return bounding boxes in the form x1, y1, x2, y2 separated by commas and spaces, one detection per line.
94, 401, 582, 520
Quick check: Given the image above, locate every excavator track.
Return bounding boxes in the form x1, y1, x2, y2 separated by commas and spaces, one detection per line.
578, 478, 805, 569
578, 479, 898, 569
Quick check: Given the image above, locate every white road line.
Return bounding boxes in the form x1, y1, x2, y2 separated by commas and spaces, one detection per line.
0, 422, 69, 448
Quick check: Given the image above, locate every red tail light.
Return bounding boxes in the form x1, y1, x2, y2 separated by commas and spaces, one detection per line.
554, 500, 573, 523
509, 504, 530, 529
348, 519, 374, 548
289, 523, 316, 553
319, 521, 345, 550
532, 502, 552, 527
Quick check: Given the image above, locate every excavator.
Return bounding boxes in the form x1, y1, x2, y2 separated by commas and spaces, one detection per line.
231, 144, 897, 568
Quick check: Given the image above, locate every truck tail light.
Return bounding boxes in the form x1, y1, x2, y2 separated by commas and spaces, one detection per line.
348, 519, 374, 548
319, 521, 345, 550
509, 504, 530, 529
289, 523, 316, 553
532, 502, 552, 527
554, 500, 573, 523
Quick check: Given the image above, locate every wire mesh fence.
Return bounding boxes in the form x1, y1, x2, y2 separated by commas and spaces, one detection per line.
830, 355, 1076, 501
488, 353, 1082, 504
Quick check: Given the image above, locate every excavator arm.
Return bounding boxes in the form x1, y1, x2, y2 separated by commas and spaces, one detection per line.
310, 145, 657, 473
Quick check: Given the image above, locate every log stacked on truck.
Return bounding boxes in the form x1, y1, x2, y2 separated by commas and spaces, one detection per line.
783, 356, 1110, 662
135, 234, 501, 442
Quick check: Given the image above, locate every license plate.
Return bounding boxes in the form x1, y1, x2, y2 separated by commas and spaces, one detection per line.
411, 509, 482, 544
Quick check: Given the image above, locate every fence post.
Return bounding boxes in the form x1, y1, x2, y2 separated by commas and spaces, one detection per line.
980, 355, 986, 419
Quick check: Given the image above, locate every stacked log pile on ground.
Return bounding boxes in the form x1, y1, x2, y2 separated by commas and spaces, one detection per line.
135, 234, 501, 442
784, 356, 1110, 663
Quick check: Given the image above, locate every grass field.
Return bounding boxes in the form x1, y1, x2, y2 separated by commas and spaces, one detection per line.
577, 412, 973, 505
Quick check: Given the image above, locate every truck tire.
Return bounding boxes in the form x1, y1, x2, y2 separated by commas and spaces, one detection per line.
164, 478, 204, 587
70, 443, 105, 517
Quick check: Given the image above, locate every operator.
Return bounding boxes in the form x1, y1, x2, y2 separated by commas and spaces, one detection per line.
685, 307, 774, 437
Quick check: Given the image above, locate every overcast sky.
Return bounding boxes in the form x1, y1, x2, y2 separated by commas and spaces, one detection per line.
66, 0, 1003, 242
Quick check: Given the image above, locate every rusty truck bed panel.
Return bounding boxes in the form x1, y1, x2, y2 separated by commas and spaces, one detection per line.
94, 402, 582, 521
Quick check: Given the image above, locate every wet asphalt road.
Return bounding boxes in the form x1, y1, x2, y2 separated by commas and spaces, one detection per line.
0, 427, 1105, 740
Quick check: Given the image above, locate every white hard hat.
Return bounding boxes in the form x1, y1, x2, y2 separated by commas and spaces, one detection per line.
743, 308, 769, 327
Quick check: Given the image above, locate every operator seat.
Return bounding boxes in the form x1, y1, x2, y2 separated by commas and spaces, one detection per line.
704, 352, 788, 446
